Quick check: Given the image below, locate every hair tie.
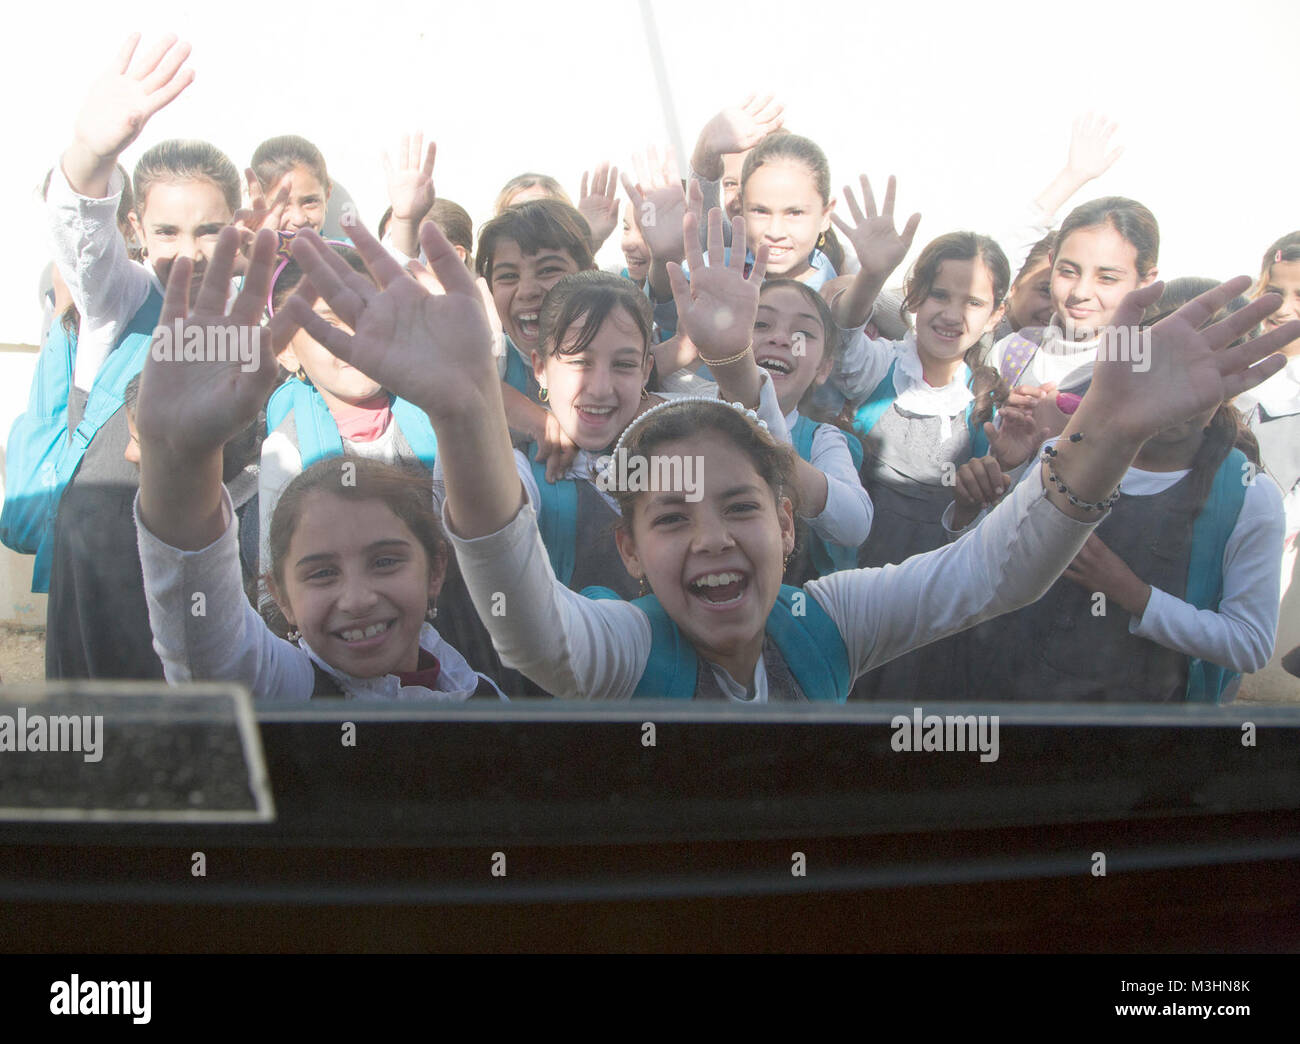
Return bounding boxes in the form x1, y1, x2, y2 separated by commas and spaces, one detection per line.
1277, 250, 1285, 264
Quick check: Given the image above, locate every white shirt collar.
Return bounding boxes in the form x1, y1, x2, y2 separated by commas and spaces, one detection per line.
1236, 355, 1300, 418
891, 332, 974, 418
297, 623, 498, 701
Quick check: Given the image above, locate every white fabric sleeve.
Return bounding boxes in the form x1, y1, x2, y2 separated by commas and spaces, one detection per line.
135, 488, 315, 701
831, 328, 898, 405
805, 423, 873, 547
807, 465, 1098, 680
997, 200, 1054, 281
443, 500, 652, 699
1129, 476, 1285, 674
46, 163, 155, 387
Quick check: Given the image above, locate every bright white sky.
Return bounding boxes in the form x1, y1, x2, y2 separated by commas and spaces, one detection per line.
5, 0, 1298, 344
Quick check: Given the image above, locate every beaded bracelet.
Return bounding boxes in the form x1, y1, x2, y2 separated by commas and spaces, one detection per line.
697, 342, 754, 367
1041, 434, 1121, 513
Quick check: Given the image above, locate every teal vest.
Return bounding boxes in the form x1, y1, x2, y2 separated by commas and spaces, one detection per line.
265, 379, 438, 470
585, 584, 852, 701
526, 441, 579, 586
1, 289, 162, 592
1184, 448, 1250, 702
502, 338, 532, 396
789, 414, 866, 575
851, 359, 991, 459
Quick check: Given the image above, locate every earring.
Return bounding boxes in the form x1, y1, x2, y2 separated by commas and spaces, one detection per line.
538, 386, 549, 402
638, 575, 650, 597
640, 386, 649, 400
816, 232, 826, 250
286, 628, 301, 642
425, 606, 438, 621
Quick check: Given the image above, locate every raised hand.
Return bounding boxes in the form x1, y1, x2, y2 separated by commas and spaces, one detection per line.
951, 456, 1011, 529
68, 34, 193, 193
1066, 113, 1123, 183
693, 95, 785, 178
535, 413, 580, 485
384, 133, 437, 224
667, 206, 768, 362
831, 175, 920, 280
285, 217, 497, 420
1086, 278, 1299, 443
137, 227, 291, 459
621, 146, 688, 264
233, 169, 291, 254
985, 407, 1051, 471
577, 161, 619, 250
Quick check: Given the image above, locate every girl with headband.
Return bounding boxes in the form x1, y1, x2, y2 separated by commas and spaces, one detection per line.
268, 209, 1296, 701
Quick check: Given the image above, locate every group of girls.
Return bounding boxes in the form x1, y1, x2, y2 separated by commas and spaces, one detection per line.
32, 33, 1300, 703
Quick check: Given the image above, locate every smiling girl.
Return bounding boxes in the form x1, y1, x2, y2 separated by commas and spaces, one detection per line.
475, 200, 596, 481
248, 135, 332, 235
42, 33, 246, 680
990, 197, 1160, 397
134, 228, 501, 701
1236, 232, 1300, 597
282, 210, 1294, 701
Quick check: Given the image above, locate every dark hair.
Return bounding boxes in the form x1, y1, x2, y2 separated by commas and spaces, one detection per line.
739, 132, 845, 273
1143, 277, 1253, 346
134, 139, 242, 215
538, 270, 653, 359
1054, 196, 1159, 280
123, 373, 141, 415
901, 233, 1011, 426
271, 242, 370, 313
611, 401, 798, 529
493, 172, 572, 215
377, 205, 394, 241
475, 200, 595, 285
1182, 404, 1260, 522
1256, 232, 1300, 298
267, 458, 448, 597
251, 135, 331, 194
428, 198, 474, 265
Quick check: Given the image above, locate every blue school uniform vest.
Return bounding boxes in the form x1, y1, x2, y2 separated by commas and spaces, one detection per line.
585, 583, 851, 701
526, 444, 638, 598
265, 379, 438, 470
502, 337, 533, 397
789, 415, 865, 575
1, 289, 163, 592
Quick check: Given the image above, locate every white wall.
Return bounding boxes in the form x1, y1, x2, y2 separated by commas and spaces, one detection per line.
7, 0, 1299, 354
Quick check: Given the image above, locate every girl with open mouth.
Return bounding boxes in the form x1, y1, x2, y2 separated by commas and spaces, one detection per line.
282, 208, 1295, 702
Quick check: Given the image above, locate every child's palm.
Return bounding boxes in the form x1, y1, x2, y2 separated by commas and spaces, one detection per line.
831, 175, 920, 280
286, 221, 496, 418
1087, 279, 1293, 441
384, 135, 436, 223
75, 35, 193, 160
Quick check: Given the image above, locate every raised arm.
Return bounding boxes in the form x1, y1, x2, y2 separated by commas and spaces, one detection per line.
813, 278, 1300, 676
383, 133, 436, 259
827, 175, 920, 331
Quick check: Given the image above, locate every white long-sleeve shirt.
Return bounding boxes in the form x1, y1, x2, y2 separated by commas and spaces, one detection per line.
136, 488, 501, 701
942, 442, 1284, 674
784, 406, 873, 548
444, 464, 1097, 701
46, 164, 158, 390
